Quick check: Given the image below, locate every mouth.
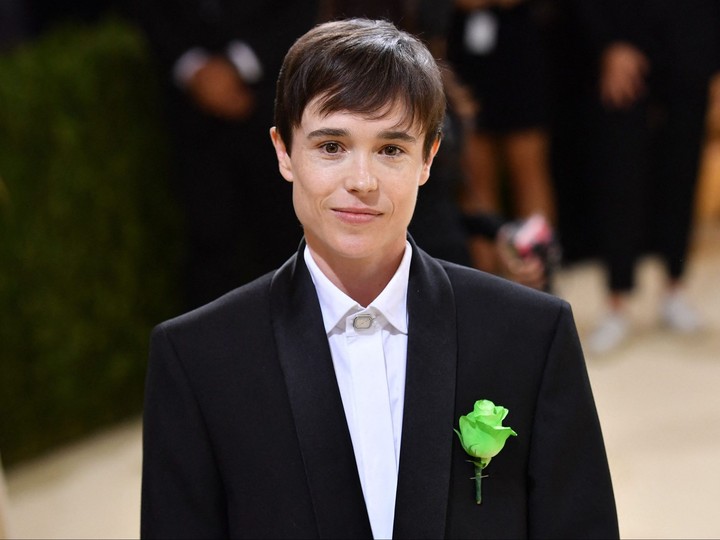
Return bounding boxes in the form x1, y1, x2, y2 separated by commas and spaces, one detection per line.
332, 207, 382, 224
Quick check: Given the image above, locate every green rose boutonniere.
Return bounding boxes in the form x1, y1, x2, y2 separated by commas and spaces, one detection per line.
455, 399, 517, 504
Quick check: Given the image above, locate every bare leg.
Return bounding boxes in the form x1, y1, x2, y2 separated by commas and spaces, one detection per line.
502, 129, 557, 223
460, 132, 501, 272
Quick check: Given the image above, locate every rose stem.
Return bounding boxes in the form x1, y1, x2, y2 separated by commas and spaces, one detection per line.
474, 463, 483, 505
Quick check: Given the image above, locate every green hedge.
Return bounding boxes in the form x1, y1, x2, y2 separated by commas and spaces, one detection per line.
0, 17, 182, 465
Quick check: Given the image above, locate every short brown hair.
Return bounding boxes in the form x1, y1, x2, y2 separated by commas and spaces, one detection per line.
274, 18, 446, 160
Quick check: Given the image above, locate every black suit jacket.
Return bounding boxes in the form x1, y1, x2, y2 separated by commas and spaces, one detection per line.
141, 239, 618, 538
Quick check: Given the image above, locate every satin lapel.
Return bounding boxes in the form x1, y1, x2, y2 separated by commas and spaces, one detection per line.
393, 244, 458, 539
270, 247, 372, 538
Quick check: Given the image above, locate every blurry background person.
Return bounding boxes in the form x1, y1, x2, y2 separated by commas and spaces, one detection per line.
135, 1, 319, 310
445, 0, 558, 278
572, 0, 720, 353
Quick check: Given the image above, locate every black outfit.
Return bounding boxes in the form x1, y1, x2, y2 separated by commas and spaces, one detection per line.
136, 1, 318, 309
446, 1, 550, 134
539, 0, 598, 263
573, 0, 720, 291
142, 236, 618, 538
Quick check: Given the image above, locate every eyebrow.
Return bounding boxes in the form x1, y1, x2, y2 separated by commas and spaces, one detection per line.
307, 128, 348, 139
306, 127, 417, 143
378, 130, 417, 143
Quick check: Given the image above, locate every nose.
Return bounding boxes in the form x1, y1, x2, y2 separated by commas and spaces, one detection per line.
345, 155, 378, 193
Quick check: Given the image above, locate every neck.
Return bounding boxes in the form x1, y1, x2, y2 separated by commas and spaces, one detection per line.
307, 245, 406, 307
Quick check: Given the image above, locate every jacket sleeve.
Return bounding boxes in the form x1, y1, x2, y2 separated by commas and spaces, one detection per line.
141, 324, 228, 539
527, 304, 619, 538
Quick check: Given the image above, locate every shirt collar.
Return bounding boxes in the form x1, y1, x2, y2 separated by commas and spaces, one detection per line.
304, 242, 412, 335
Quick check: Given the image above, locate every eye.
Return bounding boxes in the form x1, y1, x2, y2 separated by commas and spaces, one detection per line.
321, 142, 341, 154
382, 145, 404, 157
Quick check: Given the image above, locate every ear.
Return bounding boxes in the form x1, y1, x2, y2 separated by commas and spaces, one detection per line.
270, 127, 294, 182
419, 136, 442, 186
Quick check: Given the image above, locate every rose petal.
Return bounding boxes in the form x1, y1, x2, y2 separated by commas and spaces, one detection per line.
460, 417, 516, 459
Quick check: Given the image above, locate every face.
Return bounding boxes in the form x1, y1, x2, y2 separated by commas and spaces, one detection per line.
270, 97, 440, 271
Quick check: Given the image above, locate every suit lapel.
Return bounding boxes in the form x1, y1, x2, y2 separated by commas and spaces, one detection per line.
393, 244, 458, 539
270, 245, 372, 539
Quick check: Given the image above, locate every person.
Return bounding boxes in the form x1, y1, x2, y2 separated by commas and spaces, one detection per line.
135, 1, 318, 310
141, 18, 618, 538
445, 0, 559, 278
572, 0, 720, 353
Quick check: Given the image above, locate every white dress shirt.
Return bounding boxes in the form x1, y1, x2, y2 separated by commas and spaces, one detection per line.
304, 244, 411, 540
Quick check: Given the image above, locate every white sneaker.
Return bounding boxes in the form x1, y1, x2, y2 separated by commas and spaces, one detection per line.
587, 312, 630, 354
660, 291, 704, 333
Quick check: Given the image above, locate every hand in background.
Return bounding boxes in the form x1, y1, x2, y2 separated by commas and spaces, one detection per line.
496, 214, 560, 291
186, 56, 255, 119
600, 42, 649, 109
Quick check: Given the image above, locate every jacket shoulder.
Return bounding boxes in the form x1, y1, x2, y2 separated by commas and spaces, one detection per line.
439, 259, 568, 313
153, 272, 275, 344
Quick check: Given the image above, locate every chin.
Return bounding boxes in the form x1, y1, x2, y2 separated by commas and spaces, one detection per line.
338, 233, 405, 259
334, 240, 378, 260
